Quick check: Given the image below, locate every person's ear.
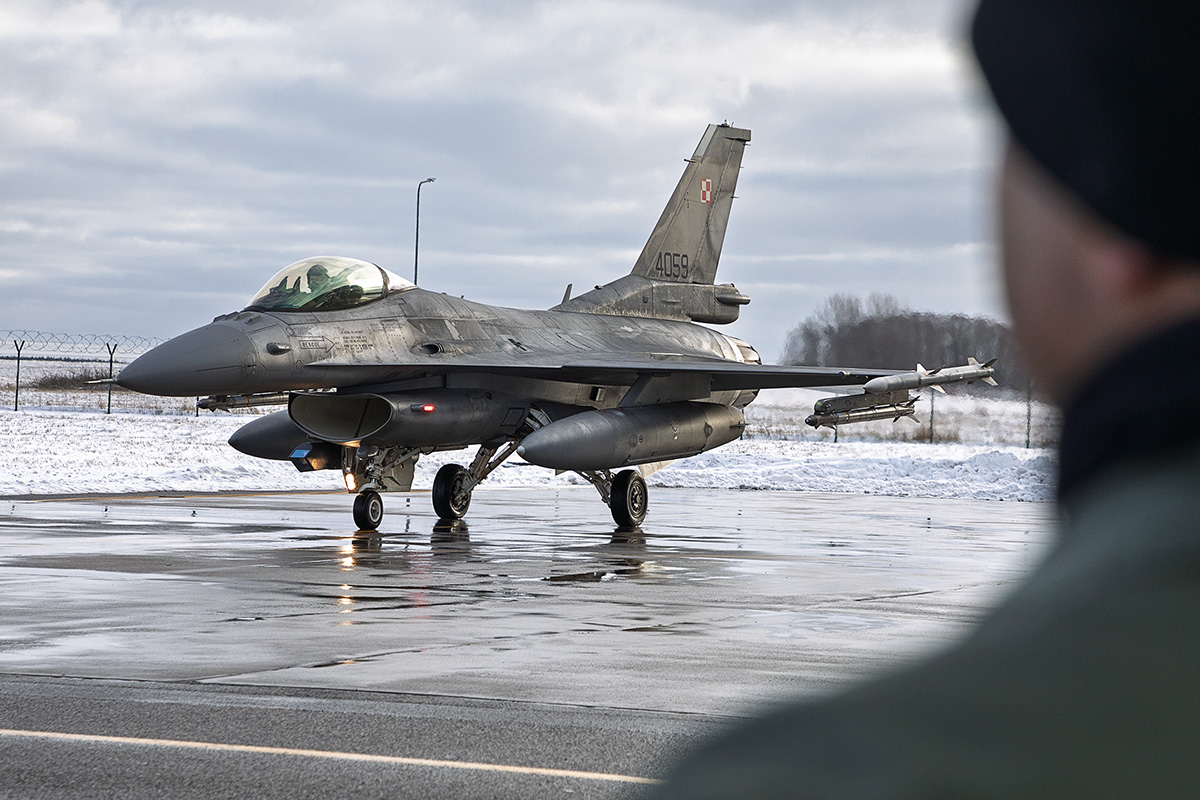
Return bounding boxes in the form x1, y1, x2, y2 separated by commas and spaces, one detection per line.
1084, 222, 1200, 337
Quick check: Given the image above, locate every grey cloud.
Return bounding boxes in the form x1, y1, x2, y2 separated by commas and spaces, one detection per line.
0, 0, 996, 361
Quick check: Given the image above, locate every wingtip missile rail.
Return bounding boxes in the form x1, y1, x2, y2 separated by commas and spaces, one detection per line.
862, 357, 998, 395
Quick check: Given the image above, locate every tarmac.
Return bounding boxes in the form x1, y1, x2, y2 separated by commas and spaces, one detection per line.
0, 487, 1054, 798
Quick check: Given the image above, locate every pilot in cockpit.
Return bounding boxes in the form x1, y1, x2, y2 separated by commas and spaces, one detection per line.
305, 264, 334, 296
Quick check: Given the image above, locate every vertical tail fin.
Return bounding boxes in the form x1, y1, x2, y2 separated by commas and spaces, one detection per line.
631, 123, 750, 286
555, 123, 752, 323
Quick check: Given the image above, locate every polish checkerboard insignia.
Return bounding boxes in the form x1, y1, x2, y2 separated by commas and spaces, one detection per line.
700, 178, 712, 204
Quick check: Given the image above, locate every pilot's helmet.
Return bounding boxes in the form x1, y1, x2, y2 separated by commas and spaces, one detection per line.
306, 264, 330, 289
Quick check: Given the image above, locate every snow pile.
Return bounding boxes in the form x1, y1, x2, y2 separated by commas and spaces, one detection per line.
0, 408, 1055, 501
655, 440, 1053, 501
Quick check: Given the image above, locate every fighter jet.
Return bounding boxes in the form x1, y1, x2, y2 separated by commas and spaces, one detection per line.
117, 123, 992, 531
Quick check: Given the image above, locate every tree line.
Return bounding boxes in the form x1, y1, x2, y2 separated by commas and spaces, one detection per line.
780, 293, 1030, 393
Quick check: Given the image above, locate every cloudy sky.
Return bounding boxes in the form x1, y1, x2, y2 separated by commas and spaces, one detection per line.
1, 0, 1001, 361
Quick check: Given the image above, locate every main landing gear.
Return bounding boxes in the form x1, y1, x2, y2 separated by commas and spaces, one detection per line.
432, 463, 472, 519
425, 463, 648, 528
575, 468, 648, 529
609, 469, 648, 528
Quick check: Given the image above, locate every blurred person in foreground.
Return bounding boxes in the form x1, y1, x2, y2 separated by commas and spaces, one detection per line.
649, 1, 1200, 796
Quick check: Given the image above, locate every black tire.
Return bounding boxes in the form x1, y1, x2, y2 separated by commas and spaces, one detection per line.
610, 469, 648, 528
433, 463, 472, 519
353, 489, 384, 531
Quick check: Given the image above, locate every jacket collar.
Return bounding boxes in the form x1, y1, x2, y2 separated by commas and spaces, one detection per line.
1058, 316, 1200, 504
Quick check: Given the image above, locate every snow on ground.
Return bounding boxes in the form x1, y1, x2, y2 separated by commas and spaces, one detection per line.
0, 408, 1055, 502
655, 439, 1053, 501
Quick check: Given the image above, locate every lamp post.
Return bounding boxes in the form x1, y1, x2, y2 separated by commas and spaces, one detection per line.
414, 177, 436, 285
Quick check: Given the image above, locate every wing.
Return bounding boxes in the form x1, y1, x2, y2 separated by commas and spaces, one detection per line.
313, 351, 895, 392
490, 358, 893, 391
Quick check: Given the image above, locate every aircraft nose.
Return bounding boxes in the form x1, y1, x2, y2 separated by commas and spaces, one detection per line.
117, 324, 254, 396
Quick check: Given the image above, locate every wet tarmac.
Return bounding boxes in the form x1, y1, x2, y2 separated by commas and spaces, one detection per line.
0, 487, 1054, 797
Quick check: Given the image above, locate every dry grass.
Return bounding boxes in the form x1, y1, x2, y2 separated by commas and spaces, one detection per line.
28, 367, 114, 390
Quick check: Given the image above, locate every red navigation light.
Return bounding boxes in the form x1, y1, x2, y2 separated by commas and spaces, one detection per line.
422, 404, 436, 412
410, 402, 436, 413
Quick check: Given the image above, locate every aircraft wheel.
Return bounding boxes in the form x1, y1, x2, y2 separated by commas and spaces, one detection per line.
353, 489, 384, 531
433, 463, 472, 519
610, 469, 648, 528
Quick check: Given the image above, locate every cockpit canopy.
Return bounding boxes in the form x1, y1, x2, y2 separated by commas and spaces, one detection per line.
245, 256, 415, 313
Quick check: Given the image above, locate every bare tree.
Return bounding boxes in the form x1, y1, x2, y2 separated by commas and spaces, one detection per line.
781, 294, 1029, 394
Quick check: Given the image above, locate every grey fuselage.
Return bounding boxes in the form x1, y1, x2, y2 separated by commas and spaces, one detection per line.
117, 286, 761, 413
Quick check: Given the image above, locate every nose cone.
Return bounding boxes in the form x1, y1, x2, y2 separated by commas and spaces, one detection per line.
117, 324, 254, 396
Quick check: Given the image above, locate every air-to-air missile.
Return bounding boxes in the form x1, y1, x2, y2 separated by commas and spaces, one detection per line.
804, 389, 917, 429
862, 357, 997, 395
517, 401, 746, 471
805, 358, 999, 430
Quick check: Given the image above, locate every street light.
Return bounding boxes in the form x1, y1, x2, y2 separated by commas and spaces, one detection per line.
414, 177, 436, 285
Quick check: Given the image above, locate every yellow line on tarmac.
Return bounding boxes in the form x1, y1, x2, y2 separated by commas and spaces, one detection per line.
0, 728, 662, 785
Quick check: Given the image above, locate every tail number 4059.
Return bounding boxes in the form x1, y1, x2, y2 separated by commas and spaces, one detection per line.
654, 251, 689, 279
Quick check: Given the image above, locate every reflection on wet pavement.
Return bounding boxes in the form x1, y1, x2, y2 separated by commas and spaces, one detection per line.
0, 487, 1052, 714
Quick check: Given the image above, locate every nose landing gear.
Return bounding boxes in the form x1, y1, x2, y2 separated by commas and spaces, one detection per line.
353, 489, 384, 531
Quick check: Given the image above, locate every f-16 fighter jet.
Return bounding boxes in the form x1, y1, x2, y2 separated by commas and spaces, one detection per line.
117, 123, 993, 531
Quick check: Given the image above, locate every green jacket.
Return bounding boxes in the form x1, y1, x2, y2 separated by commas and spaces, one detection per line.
650, 443, 1200, 798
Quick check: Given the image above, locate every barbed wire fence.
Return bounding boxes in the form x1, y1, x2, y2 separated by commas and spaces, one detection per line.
2, 330, 187, 415
4, 330, 166, 358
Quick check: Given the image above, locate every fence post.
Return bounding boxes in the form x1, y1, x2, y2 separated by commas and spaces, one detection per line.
1025, 379, 1033, 449
13, 340, 25, 411
928, 387, 936, 444
106, 343, 118, 414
